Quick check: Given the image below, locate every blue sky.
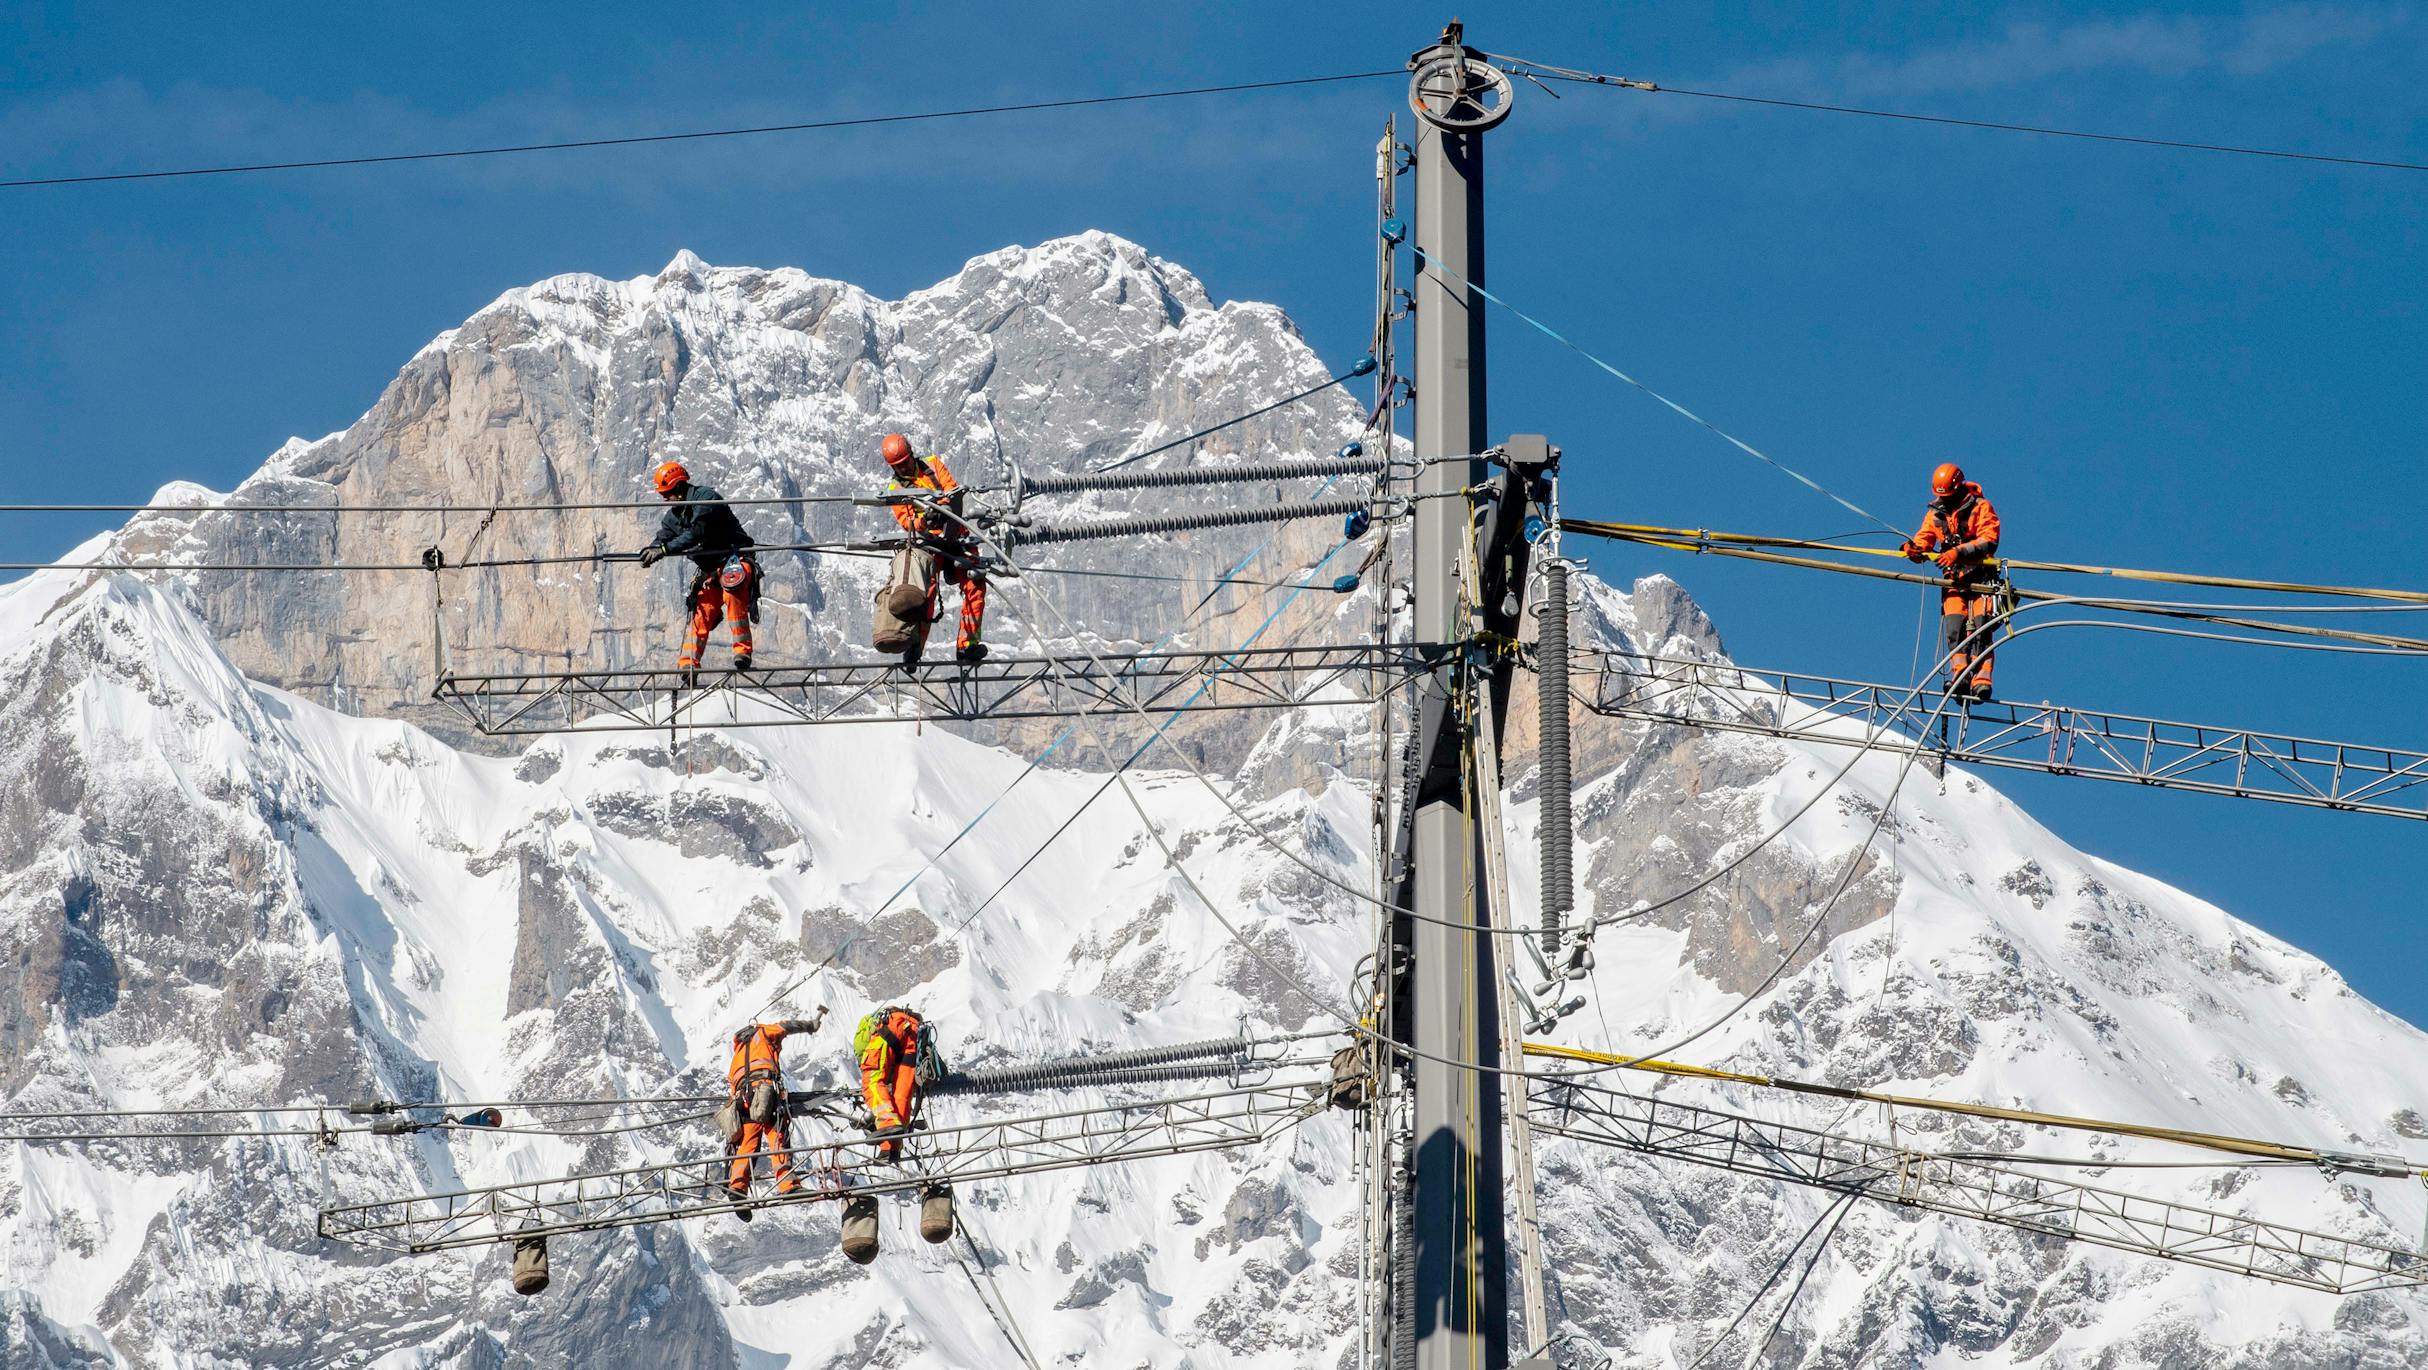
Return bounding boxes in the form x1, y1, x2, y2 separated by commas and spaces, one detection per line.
4, 3, 2423, 1020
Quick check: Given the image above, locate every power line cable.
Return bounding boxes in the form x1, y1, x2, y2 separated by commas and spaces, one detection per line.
1, 71, 1401, 190
1481, 51, 2428, 175
1736, 1191, 1853, 1368
1408, 248, 1901, 536
1091, 361, 1375, 474
1679, 1191, 1856, 1370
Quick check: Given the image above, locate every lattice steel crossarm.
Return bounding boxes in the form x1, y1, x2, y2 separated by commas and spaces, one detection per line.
428, 643, 1431, 736
1529, 1076, 2428, 1295
1581, 652, 2428, 821
319, 1078, 1333, 1253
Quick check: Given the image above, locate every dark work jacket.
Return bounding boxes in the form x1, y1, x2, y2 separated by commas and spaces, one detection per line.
652, 485, 755, 572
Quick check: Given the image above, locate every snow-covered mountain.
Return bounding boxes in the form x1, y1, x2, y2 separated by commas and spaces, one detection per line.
6, 237, 2427, 1368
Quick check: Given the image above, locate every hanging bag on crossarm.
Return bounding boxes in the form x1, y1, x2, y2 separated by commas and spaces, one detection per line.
872, 544, 940, 653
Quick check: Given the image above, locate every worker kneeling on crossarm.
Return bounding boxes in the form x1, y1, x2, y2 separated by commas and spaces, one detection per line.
1902, 462, 2003, 703
854, 1004, 931, 1156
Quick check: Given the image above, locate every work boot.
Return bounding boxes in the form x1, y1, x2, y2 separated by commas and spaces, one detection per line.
680, 666, 701, 689
1964, 681, 1993, 704
732, 652, 752, 673
727, 1185, 754, 1223
955, 641, 988, 666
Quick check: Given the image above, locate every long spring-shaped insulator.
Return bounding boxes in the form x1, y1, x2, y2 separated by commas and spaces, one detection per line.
1006, 497, 1376, 548
927, 1036, 1253, 1096
1537, 561, 1574, 955
1389, 1121, 1417, 1370
1020, 453, 1386, 499
929, 1059, 1255, 1098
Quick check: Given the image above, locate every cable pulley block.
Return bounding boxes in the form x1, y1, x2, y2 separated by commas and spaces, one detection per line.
1344, 509, 1373, 540
1380, 216, 1408, 245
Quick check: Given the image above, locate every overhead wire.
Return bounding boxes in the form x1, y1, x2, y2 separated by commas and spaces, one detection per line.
1408, 247, 1901, 536
1090, 362, 1374, 474
1521, 1041, 2428, 1174
1478, 51, 2428, 175
734, 471, 1369, 1026
1, 71, 1402, 189
1679, 1191, 1856, 1370
1736, 1193, 1854, 1369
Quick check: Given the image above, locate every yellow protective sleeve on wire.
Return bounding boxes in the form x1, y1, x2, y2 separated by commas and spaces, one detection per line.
1521, 1041, 2425, 1174
1561, 520, 2428, 651
1562, 519, 2428, 605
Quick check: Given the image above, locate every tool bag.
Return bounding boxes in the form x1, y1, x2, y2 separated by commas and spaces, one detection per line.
715, 1098, 744, 1148
719, 554, 762, 623
510, 1232, 551, 1296
748, 1080, 782, 1127
872, 545, 940, 653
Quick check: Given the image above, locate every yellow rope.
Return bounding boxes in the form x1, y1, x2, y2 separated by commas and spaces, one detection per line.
1563, 519, 2428, 605
1522, 1041, 2425, 1173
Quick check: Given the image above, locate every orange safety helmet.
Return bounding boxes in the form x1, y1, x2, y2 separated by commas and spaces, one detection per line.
879, 433, 916, 468
651, 461, 690, 495
1930, 462, 1966, 499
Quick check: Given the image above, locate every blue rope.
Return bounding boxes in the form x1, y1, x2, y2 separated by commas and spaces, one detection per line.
1410, 247, 1899, 537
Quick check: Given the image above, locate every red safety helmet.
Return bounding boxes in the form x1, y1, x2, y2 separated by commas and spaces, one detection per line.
651, 461, 690, 495
879, 433, 916, 469
1930, 462, 1965, 499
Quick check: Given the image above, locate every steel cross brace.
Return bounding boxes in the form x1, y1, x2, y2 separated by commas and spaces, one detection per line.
1581, 652, 2428, 821
318, 1077, 1334, 1254
1528, 1077, 2428, 1296
427, 643, 1435, 737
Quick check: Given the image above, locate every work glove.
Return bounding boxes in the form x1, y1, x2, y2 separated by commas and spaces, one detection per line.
639, 545, 668, 568
1900, 540, 1925, 563
1936, 548, 1964, 574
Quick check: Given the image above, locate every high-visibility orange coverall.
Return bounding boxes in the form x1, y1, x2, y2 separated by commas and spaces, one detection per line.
855, 1008, 925, 1158
726, 1018, 817, 1196
682, 560, 756, 672
1906, 482, 2002, 696
887, 457, 985, 653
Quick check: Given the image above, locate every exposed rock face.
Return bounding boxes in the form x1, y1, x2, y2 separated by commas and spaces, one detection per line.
4, 239, 2426, 1366
117, 234, 1363, 765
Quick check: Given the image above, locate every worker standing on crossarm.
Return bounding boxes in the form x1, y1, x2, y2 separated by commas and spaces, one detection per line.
722, 1009, 825, 1220
638, 461, 758, 684
878, 434, 987, 665
1903, 462, 2002, 702
853, 1005, 931, 1158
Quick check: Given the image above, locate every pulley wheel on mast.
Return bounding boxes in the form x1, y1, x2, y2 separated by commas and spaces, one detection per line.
1407, 47, 1514, 133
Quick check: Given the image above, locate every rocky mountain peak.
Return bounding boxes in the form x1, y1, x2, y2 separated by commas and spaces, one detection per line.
7, 239, 2428, 1366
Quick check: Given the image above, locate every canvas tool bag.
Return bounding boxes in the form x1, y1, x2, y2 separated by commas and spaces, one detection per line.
871, 545, 940, 653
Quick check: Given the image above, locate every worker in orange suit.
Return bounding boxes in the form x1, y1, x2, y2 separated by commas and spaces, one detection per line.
1903, 462, 2003, 702
640, 460, 759, 685
880, 434, 987, 664
853, 1006, 928, 1158
724, 1010, 825, 1214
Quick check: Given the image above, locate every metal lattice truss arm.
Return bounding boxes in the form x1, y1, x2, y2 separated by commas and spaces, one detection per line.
1529, 1077, 2428, 1295
428, 644, 1429, 736
319, 1078, 1333, 1253
1581, 652, 2428, 821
